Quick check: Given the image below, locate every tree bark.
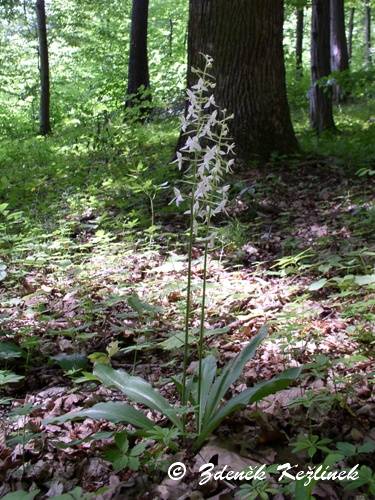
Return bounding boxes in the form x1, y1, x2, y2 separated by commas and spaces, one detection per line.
348, 7, 355, 61
184, 0, 298, 161
36, 0, 51, 136
296, 8, 304, 78
310, 0, 336, 133
331, 0, 349, 71
330, 0, 349, 102
364, 0, 372, 66
125, 0, 151, 113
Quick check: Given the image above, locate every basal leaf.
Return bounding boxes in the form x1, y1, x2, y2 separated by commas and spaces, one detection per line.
43, 402, 153, 429
93, 364, 182, 429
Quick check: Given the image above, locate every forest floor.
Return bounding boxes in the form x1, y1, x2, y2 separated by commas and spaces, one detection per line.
0, 103, 374, 499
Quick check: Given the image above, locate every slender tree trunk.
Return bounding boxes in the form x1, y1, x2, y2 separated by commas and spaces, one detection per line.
296, 8, 304, 78
348, 7, 355, 61
184, 0, 298, 161
310, 0, 336, 133
35, 0, 50, 135
365, 0, 372, 66
125, 0, 151, 114
330, 0, 349, 102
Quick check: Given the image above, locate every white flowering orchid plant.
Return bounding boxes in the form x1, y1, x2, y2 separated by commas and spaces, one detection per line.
45, 55, 301, 454
171, 54, 237, 427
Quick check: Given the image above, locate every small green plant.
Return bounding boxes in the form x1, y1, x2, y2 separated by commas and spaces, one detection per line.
291, 434, 333, 459
104, 431, 147, 472
126, 162, 168, 231
236, 479, 279, 499
271, 249, 313, 276
143, 426, 180, 452
344, 466, 375, 496
335, 440, 375, 458
88, 340, 120, 366
288, 389, 340, 420
0, 370, 24, 386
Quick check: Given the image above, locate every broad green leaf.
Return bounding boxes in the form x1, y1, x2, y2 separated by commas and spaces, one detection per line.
51, 353, 88, 371
0, 370, 24, 386
308, 278, 328, 291
159, 327, 229, 350
49, 487, 91, 499
53, 431, 114, 448
158, 331, 195, 350
93, 364, 182, 429
354, 274, 375, 286
1, 491, 39, 500
358, 440, 375, 454
204, 326, 267, 423
7, 431, 42, 447
196, 366, 301, 449
127, 294, 162, 316
115, 431, 129, 452
197, 355, 217, 431
43, 402, 153, 429
0, 342, 23, 360
121, 342, 155, 354
130, 441, 147, 456
336, 441, 357, 456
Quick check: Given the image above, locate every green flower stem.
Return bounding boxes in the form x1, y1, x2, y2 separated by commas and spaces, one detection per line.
181, 186, 195, 414
197, 213, 211, 433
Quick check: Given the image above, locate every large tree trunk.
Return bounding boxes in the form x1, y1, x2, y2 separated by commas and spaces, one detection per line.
364, 0, 372, 66
296, 8, 304, 78
330, 0, 349, 102
125, 0, 151, 113
310, 0, 336, 133
348, 7, 355, 61
184, 0, 298, 161
36, 0, 50, 136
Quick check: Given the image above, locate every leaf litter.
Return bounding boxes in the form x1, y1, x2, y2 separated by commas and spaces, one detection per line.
0, 162, 374, 498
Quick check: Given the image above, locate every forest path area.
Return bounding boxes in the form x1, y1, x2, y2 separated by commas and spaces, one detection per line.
0, 150, 374, 498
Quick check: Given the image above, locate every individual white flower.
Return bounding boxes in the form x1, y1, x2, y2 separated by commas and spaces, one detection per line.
186, 89, 197, 109
197, 162, 206, 177
199, 110, 218, 138
201, 53, 214, 66
226, 143, 236, 155
173, 187, 184, 206
203, 145, 217, 166
212, 198, 228, 216
172, 151, 184, 170
181, 115, 189, 132
195, 178, 210, 199
227, 158, 235, 170
192, 78, 208, 93
204, 94, 216, 109
182, 135, 202, 152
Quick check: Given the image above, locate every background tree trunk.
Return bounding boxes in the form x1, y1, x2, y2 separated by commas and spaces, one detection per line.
296, 8, 304, 78
36, 0, 50, 135
125, 0, 151, 113
310, 0, 336, 133
330, 0, 349, 102
348, 7, 355, 61
364, 0, 372, 66
185, 0, 298, 161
